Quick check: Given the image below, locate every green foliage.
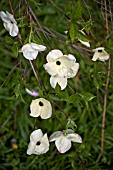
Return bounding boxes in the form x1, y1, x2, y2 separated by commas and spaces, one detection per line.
0, 0, 113, 170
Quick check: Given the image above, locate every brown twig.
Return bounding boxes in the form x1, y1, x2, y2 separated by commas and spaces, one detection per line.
100, 0, 111, 156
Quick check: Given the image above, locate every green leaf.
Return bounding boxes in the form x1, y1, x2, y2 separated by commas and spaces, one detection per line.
68, 94, 78, 103
69, 22, 76, 43
57, 92, 69, 101
72, 0, 82, 22
78, 31, 90, 42
79, 92, 96, 101
12, 44, 18, 57
5, 36, 14, 44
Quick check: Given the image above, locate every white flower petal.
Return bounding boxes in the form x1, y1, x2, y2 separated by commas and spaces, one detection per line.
92, 47, 104, 52
34, 133, 49, 155
46, 49, 63, 62
25, 88, 39, 97
67, 63, 79, 78
43, 62, 58, 76
21, 44, 38, 60
50, 76, 58, 89
31, 43, 46, 51
9, 23, 19, 37
67, 133, 82, 143
40, 99, 52, 119
57, 76, 67, 90
41, 134, 50, 147
30, 99, 42, 117
0, 11, 9, 22
55, 136, 71, 153
92, 51, 99, 61
3, 22, 12, 32
79, 39, 90, 47
66, 54, 76, 61
49, 131, 63, 142
64, 129, 75, 134
30, 129, 43, 143
27, 142, 36, 155
6, 11, 16, 23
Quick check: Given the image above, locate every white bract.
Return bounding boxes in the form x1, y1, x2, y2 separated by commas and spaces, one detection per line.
0, 11, 19, 37
27, 129, 49, 155
19, 43, 46, 60
49, 129, 82, 153
78, 30, 90, 47
25, 88, 39, 97
92, 47, 109, 62
30, 98, 52, 119
43, 50, 79, 90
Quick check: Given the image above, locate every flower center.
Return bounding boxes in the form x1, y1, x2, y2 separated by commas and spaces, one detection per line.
98, 49, 103, 53
39, 101, 44, 106
36, 141, 41, 145
56, 61, 61, 65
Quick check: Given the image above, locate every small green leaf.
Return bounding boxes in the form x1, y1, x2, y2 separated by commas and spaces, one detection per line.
5, 36, 14, 44
72, 0, 82, 22
12, 44, 18, 57
79, 92, 96, 101
69, 22, 76, 43
78, 31, 90, 42
57, 92, 69, 101
94, 78, 99, 89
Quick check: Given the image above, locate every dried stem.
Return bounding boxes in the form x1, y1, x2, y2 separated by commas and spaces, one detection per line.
100, 0, 111, 156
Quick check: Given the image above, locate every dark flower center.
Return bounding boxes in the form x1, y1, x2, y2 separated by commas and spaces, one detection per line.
98, 49, 103, 53
56, 61, 61, 65
36, 141, 41, 145
39, 101, 44, 106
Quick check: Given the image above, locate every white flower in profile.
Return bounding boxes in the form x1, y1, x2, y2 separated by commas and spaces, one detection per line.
43, 50, 79, 90
0, 11, 19, 37
78, 30, 90, 47
27, 129, 49, 155
25, 88, 39, 97
49, 129, 82, 154
92, 47, 109, 62
19, 43, 46, 60
30, 98, 52, 119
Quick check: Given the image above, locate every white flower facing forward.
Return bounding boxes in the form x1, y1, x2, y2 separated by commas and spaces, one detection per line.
25, 88, 39, 97
43, 50, 79, 90
27, 129, 49, 155
92, 47, 109, 62
19, 43, 46, 60
49, 129, 82, 153
30, 98, 52, 119
0, 11, 19, 37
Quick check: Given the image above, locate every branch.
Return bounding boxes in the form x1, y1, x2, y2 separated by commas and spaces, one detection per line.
100, 0, 111, 156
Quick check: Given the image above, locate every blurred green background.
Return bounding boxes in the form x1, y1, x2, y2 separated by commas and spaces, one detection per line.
0, 0, 113, 169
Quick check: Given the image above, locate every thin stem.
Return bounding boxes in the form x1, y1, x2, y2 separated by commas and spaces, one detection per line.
29, 60, 42, 90
74, 146, 89, 170
100, 0, 111, 156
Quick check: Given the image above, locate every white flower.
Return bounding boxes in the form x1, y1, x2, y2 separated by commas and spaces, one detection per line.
25, 88, 39, 97
19, 43, 46, 60
92, 47, 109, 62
0, 11, 19, 37
30, 98, 52, 119
27, 129, 49, 155
78, 30, 90, 47
49, 129, 82, 153
43, 50, 79, 90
